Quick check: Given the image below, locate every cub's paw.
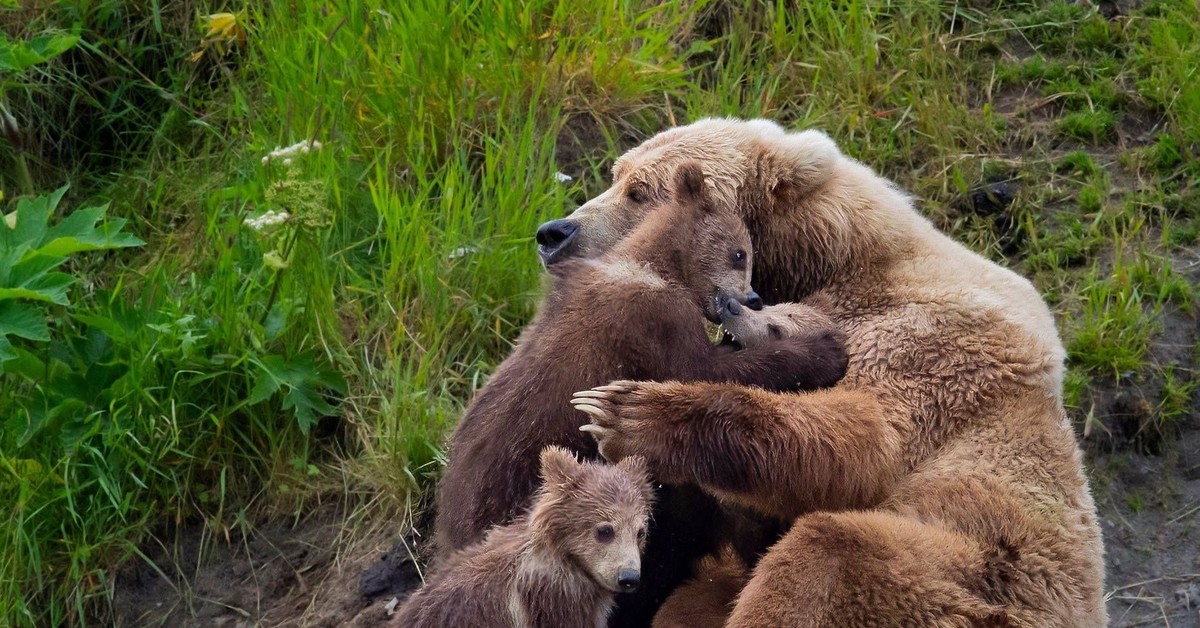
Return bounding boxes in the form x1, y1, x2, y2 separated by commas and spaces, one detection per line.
802, 328, 850, 389
572, 380, 671, 463
753, 330, 849, 391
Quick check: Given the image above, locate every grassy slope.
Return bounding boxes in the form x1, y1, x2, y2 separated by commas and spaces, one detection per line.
0, 0, 1197, 624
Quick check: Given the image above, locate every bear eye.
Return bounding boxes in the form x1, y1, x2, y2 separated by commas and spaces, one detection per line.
595, 524, 615, 543
636, 527, 647, 542
768, 324, 783, 340
627, 186, 648, 204
731, 249, 747, 270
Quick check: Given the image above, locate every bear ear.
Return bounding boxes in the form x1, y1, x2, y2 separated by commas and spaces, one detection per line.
759, 128, 840, 200
540, 446, 583, 491
616, 454, 648, 479
671, 161, 709, 208
616, 455, 654, 502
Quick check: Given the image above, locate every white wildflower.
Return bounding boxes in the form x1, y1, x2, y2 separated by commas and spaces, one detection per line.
448, 245, 479, 260
553, 171, 573, 183
263, 139, 323, 164
243, 209, 292, 232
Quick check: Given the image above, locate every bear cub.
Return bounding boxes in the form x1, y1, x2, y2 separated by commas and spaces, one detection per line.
394, 447, 653, 628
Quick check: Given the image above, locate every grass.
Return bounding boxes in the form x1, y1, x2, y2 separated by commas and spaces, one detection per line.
1057, 108, 1118, 142
0, 0, 1198, 625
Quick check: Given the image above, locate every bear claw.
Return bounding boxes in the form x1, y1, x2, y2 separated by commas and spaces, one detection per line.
596, 381, 637, 392
579, 424, 610, 437
572, 401, 608, 419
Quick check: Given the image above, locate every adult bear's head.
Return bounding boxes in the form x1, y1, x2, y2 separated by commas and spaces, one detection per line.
536, 118, 865, 301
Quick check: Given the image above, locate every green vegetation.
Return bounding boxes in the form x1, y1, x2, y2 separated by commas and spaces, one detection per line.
1058, 108, 1118, 142
1, 0, 1197, 625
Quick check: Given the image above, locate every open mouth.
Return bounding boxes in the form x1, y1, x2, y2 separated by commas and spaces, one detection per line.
717, 326, 744, 350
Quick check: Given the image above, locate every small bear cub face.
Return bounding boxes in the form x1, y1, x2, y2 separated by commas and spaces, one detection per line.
665, 162, 761, 323
717, 301, 836, 350
533, 447, 654, 593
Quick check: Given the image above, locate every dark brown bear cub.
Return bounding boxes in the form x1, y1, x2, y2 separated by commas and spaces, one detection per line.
433, 162, 849, 625
395, 447, 653, 628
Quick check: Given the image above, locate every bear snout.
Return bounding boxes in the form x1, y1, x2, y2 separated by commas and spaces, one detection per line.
616, 567, 641, 592
536, 218, 579, 265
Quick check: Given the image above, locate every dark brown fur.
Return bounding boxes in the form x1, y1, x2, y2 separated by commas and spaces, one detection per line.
433, 163, 848, 625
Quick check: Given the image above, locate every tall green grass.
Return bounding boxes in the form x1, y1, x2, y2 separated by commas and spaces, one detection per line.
1, 0, 1198, 625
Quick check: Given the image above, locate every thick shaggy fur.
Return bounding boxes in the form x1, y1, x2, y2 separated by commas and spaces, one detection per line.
433, 163, 848, 625
561, 118, 1106, 627
394, 448, 653, 628
650, 547, 749, 628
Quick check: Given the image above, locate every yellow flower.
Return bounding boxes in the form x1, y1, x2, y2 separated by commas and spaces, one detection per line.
190, 10, 248, 62
204, 13, 243, 42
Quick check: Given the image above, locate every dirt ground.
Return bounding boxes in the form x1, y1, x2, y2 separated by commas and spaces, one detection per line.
1099, 426, 1200, 627
1092, 313, 1200, 627
110, 507, 423, 627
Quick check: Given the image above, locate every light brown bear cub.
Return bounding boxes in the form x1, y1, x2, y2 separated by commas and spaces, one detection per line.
394, 447, 653, 628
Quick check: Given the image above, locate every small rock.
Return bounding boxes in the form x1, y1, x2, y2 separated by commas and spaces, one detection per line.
359, 536, 423, 599
967, 181, 1015, 216
1176, 583, 1200, 609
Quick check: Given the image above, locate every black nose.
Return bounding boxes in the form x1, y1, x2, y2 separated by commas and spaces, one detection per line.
743, 291, 764, 311
723, 296, 743, 318
536, 219, 579, 263
617, 568, 640, 592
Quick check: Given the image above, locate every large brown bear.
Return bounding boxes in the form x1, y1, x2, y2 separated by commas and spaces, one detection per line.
433, 162, 848, 625
544, 118, 1107, 627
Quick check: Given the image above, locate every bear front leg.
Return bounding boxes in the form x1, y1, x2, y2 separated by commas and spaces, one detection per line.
574, 381, 904, 520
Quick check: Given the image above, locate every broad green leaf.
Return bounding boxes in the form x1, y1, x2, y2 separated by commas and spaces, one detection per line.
0, 187, 61, 274
40, 207, 144, 256
0, 300, 49, 342
247, 368, 282, 405
0, 265, 74, 305
0, 29, 80, 72
0, 187, 142, 307
15, 397, 86, 449
0, 345, 46, 379
249, 354, 347, 433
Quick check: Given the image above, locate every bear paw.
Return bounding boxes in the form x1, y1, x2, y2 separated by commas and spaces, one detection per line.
573, 380, 671, 464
